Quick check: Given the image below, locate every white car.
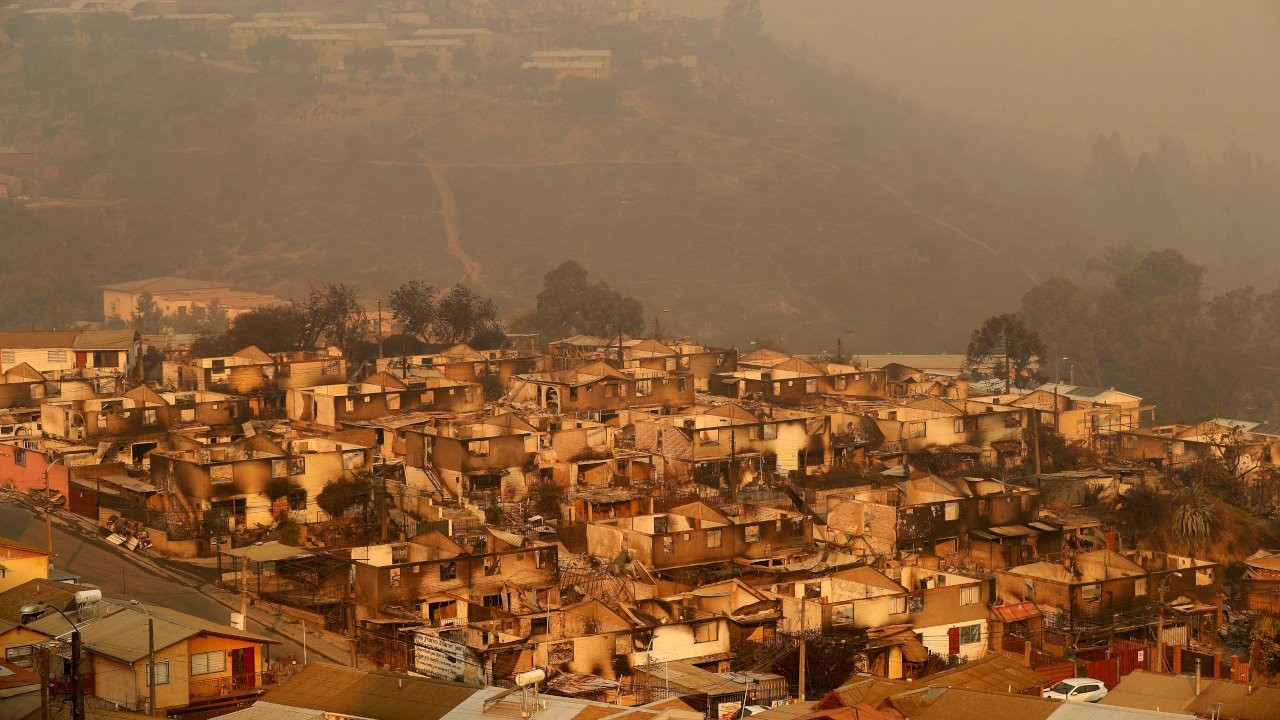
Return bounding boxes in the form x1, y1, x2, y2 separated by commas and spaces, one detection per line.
1043, 678, 1109, 703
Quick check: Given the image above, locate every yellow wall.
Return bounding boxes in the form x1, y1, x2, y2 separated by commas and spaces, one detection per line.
93, 634, 269, 712
0, 547, 49, 593
0, 626, 53, 668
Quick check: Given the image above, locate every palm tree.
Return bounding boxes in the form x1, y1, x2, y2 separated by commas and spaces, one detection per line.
1171, 483, 1215, 555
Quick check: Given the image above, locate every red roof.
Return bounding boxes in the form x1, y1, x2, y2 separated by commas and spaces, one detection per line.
993, 602, 1041, 623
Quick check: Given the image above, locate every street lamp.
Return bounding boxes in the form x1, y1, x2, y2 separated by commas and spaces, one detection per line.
42, 455, 66, 563
19, 603, 83, 720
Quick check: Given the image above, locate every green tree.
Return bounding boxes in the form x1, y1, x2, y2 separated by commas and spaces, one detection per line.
434, 283, 498, 344
1171, 483, 1215, 556
963, 314, 1046, 392
388, 281, 438, 341
316, 475, 372, 520
131, 292, 165, 333
248, 35, 316, 74
1113, 484, 1167, 548
363, 46, 395, 75
513, 260, 644, 340
1019, 276, 1100, 386
402, 52, 438, 81
1098, 249, 1208, 420
294, 283, 367, 355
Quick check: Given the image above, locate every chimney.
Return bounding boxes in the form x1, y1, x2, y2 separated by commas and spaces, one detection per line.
1195, 659, 1202, 695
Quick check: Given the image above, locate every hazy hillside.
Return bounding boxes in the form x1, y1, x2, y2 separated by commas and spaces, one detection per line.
1, 9, 1277, 353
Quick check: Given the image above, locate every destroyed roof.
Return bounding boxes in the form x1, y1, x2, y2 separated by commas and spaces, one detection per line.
905, 397, 963, 416
100, 276, 228, 292
864, 625, 929, 663
234, 345, 274, 362
437, 344, 486, 362
545, 673, 620, 696
641, 660, 782, 696
2, 363, 44, 382
772, 357, 824, 376
738, 348, 793, 367
628, 339, 678, 357
703, 402, 763, 423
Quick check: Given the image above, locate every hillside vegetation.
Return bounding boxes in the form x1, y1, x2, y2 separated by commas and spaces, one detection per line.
1, 11, 1277, 356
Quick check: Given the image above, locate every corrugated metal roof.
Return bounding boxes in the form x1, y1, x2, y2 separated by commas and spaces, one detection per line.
0, 331, 80, 349
1099, 671, 1196, 711
214, 701, 326, 720
263, 664, 480, 720
23, 599, 274, 663
992, 602, 1042, 623
72, 330, 137, 350
905, 688, 1058, 720
1048, 702, 1195, 719
921, 654, 1048, 694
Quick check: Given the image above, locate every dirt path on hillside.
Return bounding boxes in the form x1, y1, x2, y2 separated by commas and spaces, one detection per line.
425, 160, 484, 287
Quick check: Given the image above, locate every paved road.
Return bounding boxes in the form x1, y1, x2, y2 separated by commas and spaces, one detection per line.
0, 500, 308, 661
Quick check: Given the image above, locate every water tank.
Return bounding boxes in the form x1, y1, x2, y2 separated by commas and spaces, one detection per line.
514, 669, 546, 687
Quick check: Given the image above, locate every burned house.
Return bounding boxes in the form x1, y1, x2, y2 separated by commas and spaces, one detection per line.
149, 433, 375, 529
766, 563, 991, 670
39, 386, 251, 463
585, 501, 812, 572
1011, 384, 1152, 449
163, 345, 348, 416
287, 371, 482, 429
509, 362, 694, 418
994, 549, 1222, 652
350, 530, 559, 624
376, 343, 540, 389
403, 413, 540, 500
630, 403, 830, 487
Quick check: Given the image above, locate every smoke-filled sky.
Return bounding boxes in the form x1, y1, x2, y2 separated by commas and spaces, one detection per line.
683, 1, 1280, 160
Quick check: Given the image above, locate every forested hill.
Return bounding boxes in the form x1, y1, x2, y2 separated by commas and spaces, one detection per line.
1, 9, 1277, 354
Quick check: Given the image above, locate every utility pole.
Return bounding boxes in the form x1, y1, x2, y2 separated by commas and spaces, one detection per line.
729, 426, 737, 504
37, 645, 50, 720
71, 629, 84, 720
797, 597, 807, 701
376, 300, 385, 360
148, 618, 156, 716
1031, 405, 1042, 476
378, 464, 389, 543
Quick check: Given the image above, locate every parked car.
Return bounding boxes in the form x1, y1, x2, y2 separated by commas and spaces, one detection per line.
1043, 678, 1109, 703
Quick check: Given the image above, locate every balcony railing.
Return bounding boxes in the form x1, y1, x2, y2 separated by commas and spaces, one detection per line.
189, 672, 274, 700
